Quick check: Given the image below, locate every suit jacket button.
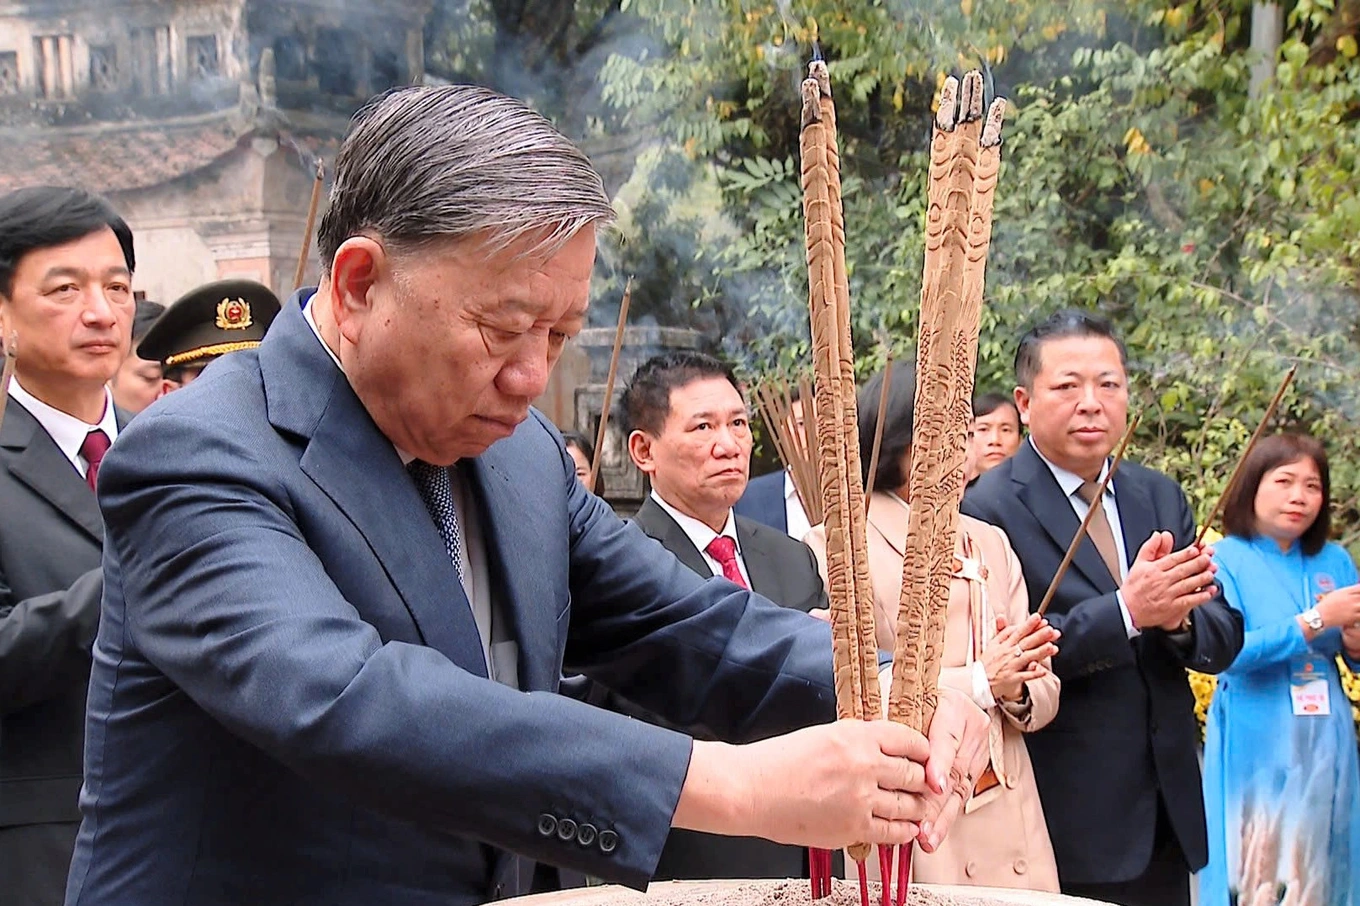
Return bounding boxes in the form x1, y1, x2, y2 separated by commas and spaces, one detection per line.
557, 818, 578, 841
598, 829, 618, 853
1014, 858, 1028, 875
577, 823, 598, 846
537, 814, 557, 837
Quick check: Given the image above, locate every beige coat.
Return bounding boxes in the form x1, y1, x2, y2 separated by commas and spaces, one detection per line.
805, 492, 1060, 892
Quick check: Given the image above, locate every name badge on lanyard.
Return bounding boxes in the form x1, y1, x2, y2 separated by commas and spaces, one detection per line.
1290, 655, 1332, 716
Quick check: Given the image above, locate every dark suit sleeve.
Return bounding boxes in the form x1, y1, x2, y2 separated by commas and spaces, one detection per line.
1152, 488, 1243, 674
961, 493, 1138, 681
798, 543, 829, 613
100, 414, 704, 888
102, 410, 838, 888
0, 566, 101, 714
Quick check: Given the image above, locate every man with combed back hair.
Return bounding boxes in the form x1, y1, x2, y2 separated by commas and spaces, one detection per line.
0, 185, 136, 906
69, 85, 989, 906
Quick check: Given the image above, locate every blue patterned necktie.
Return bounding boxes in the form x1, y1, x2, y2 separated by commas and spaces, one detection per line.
408, 460, 465, 585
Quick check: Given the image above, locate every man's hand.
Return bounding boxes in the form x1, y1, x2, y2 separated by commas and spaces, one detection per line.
1121, 531, 1217, 631
916, 686, 990, 853
673, 719, 932, 849
981, 614, 1059, 703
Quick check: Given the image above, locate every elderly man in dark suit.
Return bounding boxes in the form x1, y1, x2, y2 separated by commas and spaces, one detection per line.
0, 186, 137, 906
962, 310, 1243, 906
67, 85, 989, 906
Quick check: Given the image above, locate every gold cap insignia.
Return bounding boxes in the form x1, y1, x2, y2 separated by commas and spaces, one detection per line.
215, 298, 254, 330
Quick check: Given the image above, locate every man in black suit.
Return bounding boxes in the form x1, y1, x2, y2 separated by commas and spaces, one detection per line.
574, 351, 828, 880
962, 310, 1243, 906
0, 187, 137, 906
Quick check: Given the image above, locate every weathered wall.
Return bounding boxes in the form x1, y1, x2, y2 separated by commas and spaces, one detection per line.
110, 134, 323, 301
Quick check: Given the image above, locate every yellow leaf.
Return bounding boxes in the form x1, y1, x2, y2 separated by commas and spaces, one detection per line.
1338, 35, 1358, 59
772, 34, 782, 46
960, 0, 974, 16
1198, 178, 1214, 196
1124, 126, 1151, 155
807, 16, 819, 41
892, 84, 904, 112
1165, 6, 1186, 28
986, 44, 1007, 64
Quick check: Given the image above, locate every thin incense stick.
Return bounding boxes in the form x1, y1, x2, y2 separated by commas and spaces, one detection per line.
586, 279, 632, 494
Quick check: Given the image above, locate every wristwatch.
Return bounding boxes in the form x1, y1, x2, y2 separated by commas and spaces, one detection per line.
1302, 608, 1324, 632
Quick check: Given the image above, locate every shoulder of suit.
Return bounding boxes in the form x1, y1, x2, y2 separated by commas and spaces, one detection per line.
737, 513, 815, 557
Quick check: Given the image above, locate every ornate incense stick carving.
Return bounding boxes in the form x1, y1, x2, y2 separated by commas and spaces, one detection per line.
888, 71, 1004, 733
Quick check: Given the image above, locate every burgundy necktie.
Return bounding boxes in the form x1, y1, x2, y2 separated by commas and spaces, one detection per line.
704, 535, 748, 589
80, 429, 111, 492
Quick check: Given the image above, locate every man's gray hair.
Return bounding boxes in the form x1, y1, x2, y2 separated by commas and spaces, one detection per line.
317, 85, 616, 267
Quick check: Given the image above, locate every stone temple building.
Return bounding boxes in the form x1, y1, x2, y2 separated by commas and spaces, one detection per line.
0, 0, 432, 302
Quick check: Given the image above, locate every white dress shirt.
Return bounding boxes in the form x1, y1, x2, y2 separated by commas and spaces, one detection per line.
649, 491, 753, 588
9, 378, 119, 478
782, 470, 812, 543
1030, 438, 1140, 639
303, 292, 519, 685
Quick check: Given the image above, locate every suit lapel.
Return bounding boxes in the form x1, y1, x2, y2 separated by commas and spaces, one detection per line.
263, 297, 488, 676
464, 450, 556, 692
737, 517, 778, 597
1, 399, 102, 541
634, 498, 710, 577
1011, 443, 1118, 592
1113, 468, 1155, 563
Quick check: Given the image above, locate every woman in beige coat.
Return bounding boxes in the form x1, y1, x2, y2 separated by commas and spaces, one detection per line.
804, 362, 1062, 893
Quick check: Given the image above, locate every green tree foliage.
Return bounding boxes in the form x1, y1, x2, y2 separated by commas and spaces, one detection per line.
430, 0, 1360, 549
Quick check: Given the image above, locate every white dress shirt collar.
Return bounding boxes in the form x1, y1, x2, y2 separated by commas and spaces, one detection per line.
9, 378, 118, 474
650, 490, 741, 557
1029, 437, 1116, 501
782, 469, 813, 543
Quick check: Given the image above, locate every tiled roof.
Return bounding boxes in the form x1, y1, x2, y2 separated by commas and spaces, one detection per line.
0, 112, 343, 194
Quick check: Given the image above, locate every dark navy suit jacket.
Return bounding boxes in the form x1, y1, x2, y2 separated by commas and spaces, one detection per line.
734, 470, 787, 534
66, 295, 839, 906
962, 441, 1243, 885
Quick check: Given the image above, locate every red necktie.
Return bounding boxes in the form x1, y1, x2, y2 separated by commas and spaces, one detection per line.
704, 535, 748, 589
81, 429, 111, 492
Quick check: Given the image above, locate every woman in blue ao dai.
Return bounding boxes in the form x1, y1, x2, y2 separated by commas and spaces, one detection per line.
1200, 433, 1360, 906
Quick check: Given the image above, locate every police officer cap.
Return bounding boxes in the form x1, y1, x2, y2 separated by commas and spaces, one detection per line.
137, 279, 281, 369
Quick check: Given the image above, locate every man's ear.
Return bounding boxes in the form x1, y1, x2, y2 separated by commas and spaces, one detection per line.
628, 429, 657, 476
1013, 385, 1031, 427
327, 237, 387, 346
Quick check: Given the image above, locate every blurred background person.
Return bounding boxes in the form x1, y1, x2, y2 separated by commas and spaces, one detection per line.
136, 279, 280, 398
561, 430, 605, 498
805, 360, 1062, 892
735, 389, 811, 540
1200, 433, 1360, 906
966, 391, 1022, 484
108, 298, 164, 414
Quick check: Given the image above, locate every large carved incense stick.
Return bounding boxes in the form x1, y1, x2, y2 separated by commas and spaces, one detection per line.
1195, 364, 1298, 545
801, 77, 871, 726
0, 333, 15, 436
810, 62, 883, 710
1036, 411, 1143, 616
587, 279, 632, 495
887, 72, 997, 733
293, 159, 325, 289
